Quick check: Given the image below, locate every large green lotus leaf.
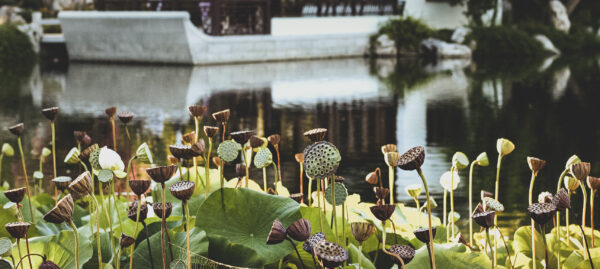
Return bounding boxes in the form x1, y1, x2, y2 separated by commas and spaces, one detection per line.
550, 225, 600, 249
300, 206, 335, 239
0, 259, 11, 269
151, 167, 221, 204
130, 227, 208, 269
14, 229, 93, 269
207, 234, 264, 267
347, 243, 376, 269
0, 207, 17, 239
196, 188, 302, 266
513, 226, 545, 260
406, 243, 492, 269
224, 177, 263, 192
562, 247, 600, 269
83, 230, 114, 268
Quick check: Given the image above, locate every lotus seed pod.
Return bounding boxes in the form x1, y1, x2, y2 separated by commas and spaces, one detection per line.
4, 187, 26, 203
117, 112, 134, 124
496, 138, 515, 157
373, 187, 389, 201
41, 147, 51, 158
41, 107, 59, 121
8, 123, 24, 136
369, 204, 395, 221
384, 152, 400, 167
52, 176, 72, 192
89, 148, 102, 171
303, 128, 327, 143
314, 240, 348, 268
324, 182, 347, 206
204, 126, 219, 138
43, 194, 74, 224
587, 176, 600, 191
5, 222, 30, 239
303, 232, 326, 254
146, 165, 177, 183
365, 170, 378, 185
105, 107, 117, 118
188, 105, 207, 118
483, 197, 504, 212
565, 155, 581, 169
303, 141, 341, 179
527, 157, 546, 176
1, 143, 14, 156
472, 210, 495, 228
266, 219, 286, 245
528, 203, 556, 225
570, 162, 591, 181
350, 222, 375, 243
481, 190, 493, 201
254, 147, 273, 169
119, 233, 135, 248
448, 212, 460, 223
564, 176, 580, 192
64, 147, 80, 164
217, 140, 242, 163
289, 193, 303, 203
552, 188, 571, 211
267, 134, 281, 146
249, 136, 266, 149
152, 202, 173, 219
230, 130, 255, 145
381, 144, 397, 154
439, 170, 460, 191
181, 132, 196, 145
191, 140, 206, 156
129, 179, 151, 196
389, 244, 415, 265
128, 202, 148, 222
397, 146, 425, 171
475, 152, 489, 166
414, 227, 436, 243
294, 153, 304, 164
69, 171, 93, 197
39, 259, 60, 269
405, 184, 422, 198
452, 152, 469, 169
423, 196, 438, 209
169, 181, 195, 201
80, 144, 98, 162
538, 191, 553, 204
212, 109, 230, 123
287, 219, 311, 241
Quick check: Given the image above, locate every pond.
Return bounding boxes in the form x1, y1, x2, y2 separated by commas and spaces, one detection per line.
2, 55, 600, 237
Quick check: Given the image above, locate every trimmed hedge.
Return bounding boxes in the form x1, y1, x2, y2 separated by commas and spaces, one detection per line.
0, 24, 36, 74
468, 26, 547, 59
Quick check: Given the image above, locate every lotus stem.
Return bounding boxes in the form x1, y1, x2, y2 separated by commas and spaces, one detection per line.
68, 220, 80, 269
51, 122, 57, 196
331, 175, 339, 244
388, 165, 394, 205
245, 147, 252, 188
540, 224, 549, 268
184, 201, 191, 269
381, 220, 406, 269
286, 237, 305, 269
358, 243, 363, 269
450, 167, 455, 240
0, 153, 4, 185
469, 161, 475, 245
443, 190, 447, 241
556, 168, 568, 269
111, 118, 117, 151
274, 144, 282, 183
317, 178, 324, 233
299, 162, 304, 204
272, 162, 279, 189
205, 138, 212, 197
17, 138, 34, 222
498, 229, 514, 269
116, 248, 121, 269
591, 190, 596, 247
485, 228, 493, 269
567, 207, 570, 246
493, 155, 503, 268
126, 156, 137, 196
142, 221, 155, 269
129, 195, 143, 269
79, 160, 88, 172
262, 167, 267, 192
99, 183, 116, 259
220, 162, 225, 210
528, 170, 537, 269
414, 197, 421, 228
16, 239, 23, 269
221, 123, 226, 143
111, 181, 124, 233
342, 202, 346, 247
581, 184, 590, 260
160, 183, 167, 269
91, 196, 103, 269
307, 177, 312, 207
417, 167, 436, 269
177, 162, 184, 183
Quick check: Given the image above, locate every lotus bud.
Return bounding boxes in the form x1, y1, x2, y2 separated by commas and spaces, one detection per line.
303, 128, 327, 143
538, 191, 553, 204
452, 152, 469, 169
43, 194, 74, 224
64, 147, 80, 164
350, 222, 375, 243
472, 210, 495, 228
41, 147, 51, 158
496, 138, 515, 157
230, 130, 255, 145
389, 244, 415, 265
81, 134, 92, 147
73, 131, 85, 144
552, 188, 571, 211
146, 165, 177, 183
267, 134, 281, 146
105, 107, 117, 118
475, 152, 489, 166
188, 105, 207, 118
527, 157, 546, 176
1, 143, 14, 156
204, 126, 219, 138
314, 240, 348, 268
135, 142, 153, 164
266, 219, 286, 245
119, 233, 135, 248
439, 170, 460, 191
405, 184, 422, 198
369, 204, 395, 221
381, 144, 397, 154
384, 152, 400, 167
397, 146, 425, 171
182, 132, 196, 145
564, 176, 580, 193
303, 232, 326, 254
212, 109, 231, 123
169, 181, 195, 201
117, 112, 134, 124
5, 222, 30, 239
287, 219, 311, 241
365, 170, 379, 185
570, 162, 591, 181
152, 202, 172, 219
414, 227, 436, 243
587, 176, 600, 191
565, 155, 581, 169
528, 203, 556, 225
8, 123, 24, 136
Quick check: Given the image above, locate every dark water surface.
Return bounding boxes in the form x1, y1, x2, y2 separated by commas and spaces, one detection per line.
2, 56, 600, 236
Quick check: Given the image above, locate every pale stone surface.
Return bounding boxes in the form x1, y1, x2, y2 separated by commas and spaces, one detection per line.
403, 0, 468, 29
420, 38, 471, 58
549, 0, 571, 33
534, 34, 560, 55
451, 27, 471, 44
374, 34, 396, 56
59, 11, 384, 65
17, 12, 43, 53
551, 67, 570, 100
0, 6, 26, 25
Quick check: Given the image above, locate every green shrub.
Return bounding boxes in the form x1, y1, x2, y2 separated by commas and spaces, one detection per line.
433, 28, 454, 42
468, 26, 547, 59
519, 22, 600, 53
0, 24, 36, 75
372, 17, 434, 53
43, 24, 61, 33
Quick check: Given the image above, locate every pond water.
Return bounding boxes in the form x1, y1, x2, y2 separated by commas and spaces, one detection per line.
2, 55, 600, 236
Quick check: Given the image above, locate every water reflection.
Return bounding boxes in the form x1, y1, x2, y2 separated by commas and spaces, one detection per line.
2, 55, 600, 234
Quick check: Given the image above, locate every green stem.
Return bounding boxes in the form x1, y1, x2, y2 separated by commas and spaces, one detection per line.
16, 240, 22, 269
469, 161, 475, 245
111, 182, 124, 234
342, 202, 346, 247
388, 165, 394, 205
529, 171, 537, 269
317, 178, 324, 233
450, 167, 455, 240
79, 160, 88, 172
126, 156, 137, 196
308, 177, 312, 207
556, 168, 568, 269
116, 248, 121, 269
160, 183, 167, 269
51, 122, 56, 189
417, 168, 436, 269
91, 197, 103, 269
245, 148, 252, 188
381, 220, 406, 269
184, 201, 191, 269
332, 176, 338, 244
414, 197, 421, 228
17, 138, 34, 222
486, 228, 493, 269
493, 155, 502, 269
358, 243, 363, 269
272, 162, 279, 193
443, 190, 447, 241
100, 183, 116, 261
205, 139, 212, 197
0, 154, 4, 185
262, 167, 267, 192
541, 224, 549, 268
68, 220, 80, 269
581, 184, 590, 260
592, 190, 595, 248
129, 195, 143, 269
287, 238, 306, 269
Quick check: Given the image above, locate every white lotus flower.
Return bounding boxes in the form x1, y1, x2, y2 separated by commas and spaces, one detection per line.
440, 170, 460, 191
99, 146, 126, 178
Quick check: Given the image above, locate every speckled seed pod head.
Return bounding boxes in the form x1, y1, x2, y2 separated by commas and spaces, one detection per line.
212, 109, 230, 123
52, 177, 72, 192
571, 162, 591, 182
384, 152, 400, 167
119, 233, 135, 248
397, 146, 425, 171
182, 132, 196, 145
552, 188, 571, 211
294, 153, 304, 164
80, 144, 98, 162
188, 105, 207, 118
152, 202, 172, 219
287, 219, 311, 241
373, 187, 389, 201
314, 240, 348, 268
254, 148, 273, 169
230, 130, 255, 145
303, 232, 326, 254
5, 222, 30, 239
169, 181, 195, 201
303, 128, 327, 143
128, 201, 148, 222
236, 164, 246, 178
381, 144, 397, 154
527, 157, 546, 176
69, 171, 93, 197
89, 148, 102, 171
41, 107, 59, 122
105, 107, 117, 118
369, 204, 395, 221
169, 145, 199, 160
268, 134, 281, 146
290, 193, 303, 203
588, 176, 600, 191
117, 112, 134, 124
480, 190, 494, 201
350, 222, 375, 243
472, 210, 495, 229
204, 126, 219, 138
217, 140, 242, 163
483, 197, 504, 212
129, 179, 151, 196
528, 203, 556, 225
266, 219, 286, 245
4, 187, 26, 203
414, 227, 436, 243
146, 165, 177, 184
389, 244, 415, 265
365, 170, 379, 185
43, 194, 74, 224
303, 141, 341, 179
39, 259, 60, 269
191, 140, 206, 156
8, 123, 24, 136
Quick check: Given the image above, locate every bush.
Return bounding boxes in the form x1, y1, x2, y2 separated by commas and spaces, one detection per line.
0, 24, 36, 75
468, 26, 547, 59
373, 17, 434, 53
519, 22, 600, 53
